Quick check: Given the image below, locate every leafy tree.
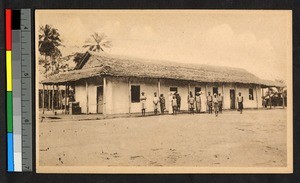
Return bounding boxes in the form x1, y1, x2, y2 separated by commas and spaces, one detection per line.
38, 24, 62, 77
83, 32, 112, 52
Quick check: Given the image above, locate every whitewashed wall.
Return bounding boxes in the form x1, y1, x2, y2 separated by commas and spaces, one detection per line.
74, 76, 263, 114
74, 77, 103, 114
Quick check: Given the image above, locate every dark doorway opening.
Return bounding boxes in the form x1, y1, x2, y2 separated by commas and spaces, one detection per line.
230, 89, 235, 109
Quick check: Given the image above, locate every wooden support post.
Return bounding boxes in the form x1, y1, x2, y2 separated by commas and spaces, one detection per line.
234, 83, 237, 109
128, 78, 131, 115
52, 84, 54, 112
268, 87, 272, 109
222, 83, 225, 109
64, 83, 67, 114
205, 83, 208, 96
158, 79, 161, 96
255, 85, 259, 109
47, 85, 50, 110
42, 84, 45, 114
85, 81, 88, 114
282, 88, 285, 109
56, 84, 58, 109
60, 85, 63, 110
103, 77, 107, 117
188, 83, 191, 94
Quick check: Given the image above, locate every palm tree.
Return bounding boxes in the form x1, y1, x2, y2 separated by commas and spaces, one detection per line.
38, 24, 62, 76
83, 33, 112, 52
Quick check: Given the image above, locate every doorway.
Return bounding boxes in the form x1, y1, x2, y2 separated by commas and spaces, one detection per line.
213, 87, 218, 95
170, 87, 178, 94
97, 86, 103, 113
230, 89, 235, 109
195, 87, 201, 95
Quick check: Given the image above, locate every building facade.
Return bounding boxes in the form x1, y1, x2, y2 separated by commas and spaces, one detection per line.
41, 51, 282, 115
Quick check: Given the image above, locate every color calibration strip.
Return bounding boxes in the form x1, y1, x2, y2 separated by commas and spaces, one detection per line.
6, 9, 32, 172
6, 9, 14, 172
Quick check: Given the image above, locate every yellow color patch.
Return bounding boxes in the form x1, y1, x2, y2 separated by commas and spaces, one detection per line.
6, 51, 12, 91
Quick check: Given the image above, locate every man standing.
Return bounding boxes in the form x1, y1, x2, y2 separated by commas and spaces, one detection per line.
159, 94, 166, 114
195, 92, 201, 113
140, 92, 147, 116
176, 92, 181, 112
187, 91, 195, 113
213, 93, 219, 117
153, 92, 159, 115
237, 92, 244, 114
207, 92, 213, 114
218, 93, 223, 114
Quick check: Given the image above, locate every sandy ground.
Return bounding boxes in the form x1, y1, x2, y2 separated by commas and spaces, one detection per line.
38, 109, 287, 167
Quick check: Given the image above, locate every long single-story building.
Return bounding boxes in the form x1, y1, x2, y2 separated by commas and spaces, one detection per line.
40, 51, 285, 115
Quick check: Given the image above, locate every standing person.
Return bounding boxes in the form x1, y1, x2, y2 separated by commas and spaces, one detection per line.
213, 93, 219, 117
195, 92, 201, 113
200, 91, 207, 112
169, 92, 174, 114
153, 92, 159, 115
237, 92, 244, 114
140, 92, 147, 116
172, 95, 177, 115
207, 92, 213, 114
218, 93, 223, 114
176, 92, 181, 112
159, 94, 166, 114
187, 91, 195, 113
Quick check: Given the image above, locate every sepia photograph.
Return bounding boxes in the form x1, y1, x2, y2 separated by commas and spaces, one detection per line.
35, 10, 292, 173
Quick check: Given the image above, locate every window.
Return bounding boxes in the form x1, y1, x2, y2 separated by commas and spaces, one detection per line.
213, 87, 218, 95
195, 87, 201, 94
249, 88, 254, 100
131, 85, 140, 103
170, 87, 178, 93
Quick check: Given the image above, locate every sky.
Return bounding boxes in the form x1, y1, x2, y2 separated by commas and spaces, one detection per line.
35, 10, 292, 81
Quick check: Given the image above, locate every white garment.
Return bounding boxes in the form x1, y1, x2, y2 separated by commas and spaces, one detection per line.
169, 95, 173, 114
200, 94, 207, 112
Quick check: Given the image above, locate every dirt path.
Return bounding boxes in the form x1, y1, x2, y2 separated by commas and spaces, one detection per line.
38, 109, 287, 167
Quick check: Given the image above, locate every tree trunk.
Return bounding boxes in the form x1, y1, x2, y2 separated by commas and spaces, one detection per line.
45, 55, 48, 78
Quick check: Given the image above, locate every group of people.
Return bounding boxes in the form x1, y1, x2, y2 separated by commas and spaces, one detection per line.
188, 91, 223, 116
140, 91, 244, 116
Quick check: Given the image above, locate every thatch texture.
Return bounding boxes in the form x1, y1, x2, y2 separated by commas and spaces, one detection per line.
41, 51, 284, 87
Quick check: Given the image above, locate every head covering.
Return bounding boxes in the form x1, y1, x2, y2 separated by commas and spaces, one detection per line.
214, 93, 217, 96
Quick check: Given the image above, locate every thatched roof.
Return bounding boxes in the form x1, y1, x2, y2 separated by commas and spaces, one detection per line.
41, 51, 285, 87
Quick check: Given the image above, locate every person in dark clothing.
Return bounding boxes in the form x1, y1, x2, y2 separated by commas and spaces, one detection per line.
159, 94, 166, 114
176, 92, 181, 112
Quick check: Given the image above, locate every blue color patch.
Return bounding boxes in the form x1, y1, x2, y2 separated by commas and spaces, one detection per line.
7, 133, 14, 172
